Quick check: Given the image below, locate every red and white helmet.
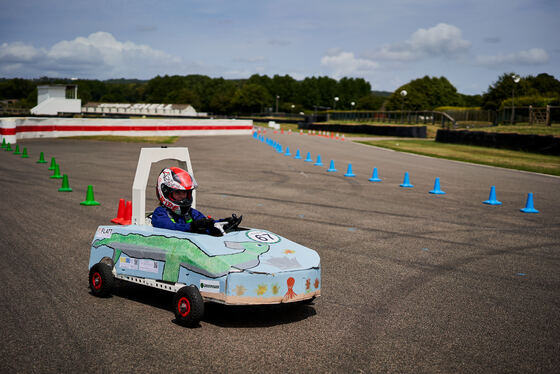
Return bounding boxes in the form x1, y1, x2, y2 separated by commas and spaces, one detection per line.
156, 167, 198, 215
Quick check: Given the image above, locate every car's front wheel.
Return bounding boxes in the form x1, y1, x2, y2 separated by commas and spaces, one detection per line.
89, 263, 114, 297
173, 286, 204, 327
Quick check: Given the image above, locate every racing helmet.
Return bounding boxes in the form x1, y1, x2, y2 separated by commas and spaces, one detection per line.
156, 167, 198, 215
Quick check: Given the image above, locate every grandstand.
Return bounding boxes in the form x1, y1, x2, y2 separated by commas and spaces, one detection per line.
82, 102, 205, 117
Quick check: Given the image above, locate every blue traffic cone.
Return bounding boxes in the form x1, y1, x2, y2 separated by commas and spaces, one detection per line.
294, 149, 302, 159
400, 172, 414, 188
277, 144, 283, 153
483, 186, 502, 205
344, 163, 356, 177
368, 167, 382, 182
314, 154, 323, 166
285, 146, 291, 156
429, 177, 445, 194
304, 152, 313, 162
520, 193, 539, 213
327, 160, 337, 172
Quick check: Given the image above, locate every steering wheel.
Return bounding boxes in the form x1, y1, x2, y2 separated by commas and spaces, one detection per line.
224, 214, 243, 233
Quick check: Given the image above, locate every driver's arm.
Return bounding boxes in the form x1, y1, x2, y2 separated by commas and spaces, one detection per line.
151, 207, 194, 232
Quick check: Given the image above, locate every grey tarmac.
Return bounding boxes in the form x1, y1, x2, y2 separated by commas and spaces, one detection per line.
1, 132, 559, 373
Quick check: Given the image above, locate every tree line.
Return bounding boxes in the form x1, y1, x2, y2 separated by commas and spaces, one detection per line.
1, 72, 559, 115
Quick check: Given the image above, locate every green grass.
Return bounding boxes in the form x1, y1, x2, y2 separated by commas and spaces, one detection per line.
62, 135, 179, 143
357, 139, 560, 176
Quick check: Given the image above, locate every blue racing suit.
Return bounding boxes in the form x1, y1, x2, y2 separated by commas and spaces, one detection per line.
151, 206, 211, 232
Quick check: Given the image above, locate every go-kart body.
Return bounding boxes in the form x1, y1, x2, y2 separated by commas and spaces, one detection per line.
89, 224, 321, 304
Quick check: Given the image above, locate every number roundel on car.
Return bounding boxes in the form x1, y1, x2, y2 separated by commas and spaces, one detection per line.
246, 230, 281, 244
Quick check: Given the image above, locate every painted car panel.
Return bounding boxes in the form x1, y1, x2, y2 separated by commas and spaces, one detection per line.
89, 224, 321, 305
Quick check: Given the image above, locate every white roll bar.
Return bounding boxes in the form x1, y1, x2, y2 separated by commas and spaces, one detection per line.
131, 147, 195, 225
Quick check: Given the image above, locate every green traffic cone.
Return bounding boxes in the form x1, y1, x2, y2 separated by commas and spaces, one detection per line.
37, 152, 47, 164
58, 174, 72, 192
5, 143, 12, 151
13, 144, 21, 155
80, 185, 100, 206
50, 164, 63, 179
21, 147, 29, 158
1, 138, 6, 149
48, 157, 57, 170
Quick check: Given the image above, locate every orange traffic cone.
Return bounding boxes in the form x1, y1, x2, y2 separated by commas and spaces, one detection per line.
121, 201, 132, 225
111, 198, 126, 224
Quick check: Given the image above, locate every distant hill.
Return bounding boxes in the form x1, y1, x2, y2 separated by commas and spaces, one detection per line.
372, 90, 392, 97
104, 78, 148, 84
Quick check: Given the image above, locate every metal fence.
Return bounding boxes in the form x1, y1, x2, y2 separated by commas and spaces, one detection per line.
438, 110, 496, 125
328, 110, 457, 127
0, 105, 30, 116
329, 107, 560, 128
499, 105, 559, 125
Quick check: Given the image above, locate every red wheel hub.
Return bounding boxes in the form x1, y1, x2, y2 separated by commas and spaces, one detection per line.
177, 297, 191, 317
92, 272, 102, 290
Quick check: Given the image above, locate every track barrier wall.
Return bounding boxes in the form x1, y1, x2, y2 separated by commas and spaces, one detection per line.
0, 117, 253, 144
302, 123, 427, 138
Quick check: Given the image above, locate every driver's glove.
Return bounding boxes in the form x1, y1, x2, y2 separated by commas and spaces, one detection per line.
191, 217, 214, 233
224, 214, 238, 224
223, 214, 242, 230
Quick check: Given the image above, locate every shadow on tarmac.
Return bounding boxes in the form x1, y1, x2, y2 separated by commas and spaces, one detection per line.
202, 301, 317, 328
108, 280, 317, 328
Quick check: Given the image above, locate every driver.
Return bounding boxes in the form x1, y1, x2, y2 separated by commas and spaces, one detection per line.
151, 167, 240, 235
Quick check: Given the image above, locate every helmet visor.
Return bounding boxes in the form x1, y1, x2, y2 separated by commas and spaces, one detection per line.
170, 189, 192, 203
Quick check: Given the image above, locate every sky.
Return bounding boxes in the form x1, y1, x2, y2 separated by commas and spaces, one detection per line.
0, 0, 559, 95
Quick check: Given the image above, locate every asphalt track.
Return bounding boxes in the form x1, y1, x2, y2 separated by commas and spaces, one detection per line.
1, 131, 559, 373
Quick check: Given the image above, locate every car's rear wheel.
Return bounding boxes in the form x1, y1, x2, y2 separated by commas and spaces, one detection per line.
89, 263, 114, 297
173, 286, 204, 327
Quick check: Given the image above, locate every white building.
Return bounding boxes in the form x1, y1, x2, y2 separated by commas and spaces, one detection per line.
82, 102, 204, 117
31, 85, 82, 115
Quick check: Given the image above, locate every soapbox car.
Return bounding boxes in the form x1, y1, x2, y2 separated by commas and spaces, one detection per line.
88, 147, 321, 327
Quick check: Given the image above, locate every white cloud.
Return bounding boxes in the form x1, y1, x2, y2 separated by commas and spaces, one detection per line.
475, 48, 549, 67
320, 51, 379, 77
371, 23, 471, 61
327, 22, 550, 85
0, 32, 182, 78
410, 23, 471, 55
0, 41, 43, 63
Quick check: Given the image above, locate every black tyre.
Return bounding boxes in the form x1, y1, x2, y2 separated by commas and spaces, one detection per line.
173, 286, 204, 327
89, 263, 114, 297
